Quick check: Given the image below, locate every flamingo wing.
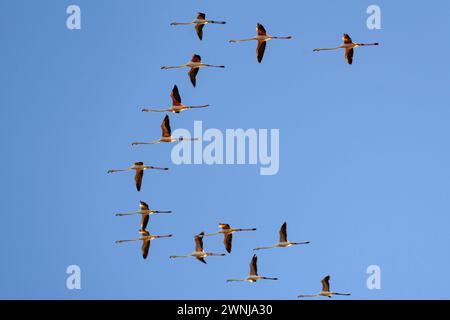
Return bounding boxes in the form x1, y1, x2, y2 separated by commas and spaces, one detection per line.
189, 68, 200, 87
321, 275, 331, 292
196, 12, 206, 20
219, 223, 231, 230
161, 114, 172, 138
342, 33, 353, 44
141, 214, 149, 231
256, 41, 267, 63
224, 233, 233, 253
256, 23, 267, 36
140, 201, 149, 211
195, 233, 204, 252
250, 254, 258, 276
141, 239, 150, 259
170, 85, 182, 105
195, 24, 205, 40
135, 169, 144, 192
191, 54, 202, 63
345, 48, 354, 65
279, 222, 288, 243
196, 257, 207, 264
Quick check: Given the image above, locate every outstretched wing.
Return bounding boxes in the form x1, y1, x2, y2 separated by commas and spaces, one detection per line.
195, 233, 204, 252
142, 239, 150, 259
249, 254, 258, 276
256, 41, 266, 63
189, 68, 199, 87
171, 85, 182, 105
161, 114, 171, 137
224, 233, 233, 253
135, 169, 144, 192
195, 24, 205, 41
196, 257, 207, 264
140, 201, 149, 211
141, 214, 149, 231
196, 12, 206, 20
342, 33, 353, 44
219, 223, 231, 230
279, 222, 288, 243
345, 48, 354, 65
321, 275, 331, 292
191, 54, 202, 63
256, 23, 267, 36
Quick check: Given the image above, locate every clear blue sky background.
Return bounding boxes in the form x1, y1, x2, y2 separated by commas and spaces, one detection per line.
1, 0, 450, 299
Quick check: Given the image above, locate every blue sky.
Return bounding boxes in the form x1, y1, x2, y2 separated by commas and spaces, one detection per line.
1, 0, 450, 299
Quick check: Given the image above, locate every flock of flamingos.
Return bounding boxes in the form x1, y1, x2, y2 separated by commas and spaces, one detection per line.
107, 12, 379, 298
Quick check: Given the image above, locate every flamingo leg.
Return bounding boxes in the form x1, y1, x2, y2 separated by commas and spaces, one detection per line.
107, 168, 131, 174
161, 65, 189, 70
116, 239, 141, 244
132, 140, 162, 145
115, 211, 141, 216
141, 108, 173, 112
253, 245, 276, 251
170, 22, 195, 26
313, 46, 341, 52
229, 37, 258, 43
226, 279, 246, 282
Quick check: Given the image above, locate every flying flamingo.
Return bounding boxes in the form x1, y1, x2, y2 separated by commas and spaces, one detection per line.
116, 230, 173, 260
141, 85, 209, 114
205, 223, 257, 253
254, 222, 310, 251
229, 23, 292, 63
313, 33, 379, 65
132, 114, 198, 146
161, 54, 225, 87
170, 12, 226, 41
298, 275, 351, 298
169, 232, 226, 264
107, 162, 169, 192
226, 254, 278, 283
115, 201, 172, 231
